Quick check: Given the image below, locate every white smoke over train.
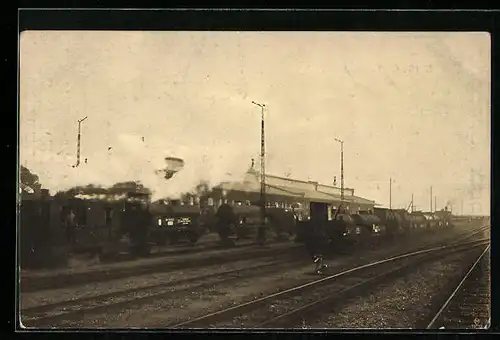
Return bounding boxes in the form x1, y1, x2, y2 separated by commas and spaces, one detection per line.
21, 133, 254, 201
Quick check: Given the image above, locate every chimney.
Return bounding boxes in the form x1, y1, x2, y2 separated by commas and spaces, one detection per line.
308, 181, 318, 191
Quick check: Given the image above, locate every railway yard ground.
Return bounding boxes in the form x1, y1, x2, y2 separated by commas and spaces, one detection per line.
19, 220, 490, 330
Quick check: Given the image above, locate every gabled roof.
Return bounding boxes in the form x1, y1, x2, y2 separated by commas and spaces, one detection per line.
214, 169, 377, 207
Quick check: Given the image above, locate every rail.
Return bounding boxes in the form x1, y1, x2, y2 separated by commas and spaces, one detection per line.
170, 237, 490, 328
426, 244, 490, 329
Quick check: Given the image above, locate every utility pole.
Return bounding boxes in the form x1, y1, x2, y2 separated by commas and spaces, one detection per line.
252, 101, 266, 245
434, 196, 437, 212
430, 186, 433, 213
72, 116, 88, 168
334, 138, 345, 209
411, 193, 414, 213
389, 177, 392, 210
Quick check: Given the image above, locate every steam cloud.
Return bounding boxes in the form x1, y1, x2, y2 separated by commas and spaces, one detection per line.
21, 133, 255, 201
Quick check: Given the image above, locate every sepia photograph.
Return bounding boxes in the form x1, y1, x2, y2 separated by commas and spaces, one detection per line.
18, 30, 490, 330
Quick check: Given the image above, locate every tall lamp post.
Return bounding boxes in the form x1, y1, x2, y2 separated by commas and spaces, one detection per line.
72, 116, 88, 168
389, 177, 392, 210
334, 138, 345, 211
252, 100, 266, 245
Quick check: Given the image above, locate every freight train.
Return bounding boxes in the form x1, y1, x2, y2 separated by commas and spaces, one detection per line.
296, 200, 455, 256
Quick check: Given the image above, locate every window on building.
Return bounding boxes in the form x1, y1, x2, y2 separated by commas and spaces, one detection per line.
245, 200, 251, 206
208, 197, 214, 206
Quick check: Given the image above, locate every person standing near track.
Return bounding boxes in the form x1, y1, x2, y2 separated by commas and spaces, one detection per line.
303, 222, 328, 274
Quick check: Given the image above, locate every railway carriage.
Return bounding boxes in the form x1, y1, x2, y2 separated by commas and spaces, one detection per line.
409, 212, 428, 231
19, 190, 153, 267
422, 212, 438, 230
149, 200, 205, 245
215, 202, 263, 246
350, 212, 387, 246
265, 207, 296, 240
373, 207, 405, 239
19, 190, 67, 268
393, 209, 412, 234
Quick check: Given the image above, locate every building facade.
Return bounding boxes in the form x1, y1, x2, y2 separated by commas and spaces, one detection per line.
204, 168, 376, 214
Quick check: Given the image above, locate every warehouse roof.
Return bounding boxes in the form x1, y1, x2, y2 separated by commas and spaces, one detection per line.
215, 176, 376, 208
217, 181, 304, 198
245, 168, 356, 196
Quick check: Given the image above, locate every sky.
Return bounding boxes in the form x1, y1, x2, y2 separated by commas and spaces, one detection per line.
19, 31, 491, 214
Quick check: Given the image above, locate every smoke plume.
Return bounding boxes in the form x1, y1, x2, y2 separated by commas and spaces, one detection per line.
21, 132, 254, 201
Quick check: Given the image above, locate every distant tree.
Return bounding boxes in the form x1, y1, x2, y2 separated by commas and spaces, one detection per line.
20, 166, 42, 194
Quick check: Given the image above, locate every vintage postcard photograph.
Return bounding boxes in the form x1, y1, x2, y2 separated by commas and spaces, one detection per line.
18, 30, 490, 330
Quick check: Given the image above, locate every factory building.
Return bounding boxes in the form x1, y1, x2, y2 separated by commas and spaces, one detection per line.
204, 166, 377, 215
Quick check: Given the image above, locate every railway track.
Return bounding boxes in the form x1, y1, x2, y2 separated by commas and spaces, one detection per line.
426, 245, 491, 330
21, 253, 307, 328
169, 237, 490, 329
102, 236, 292, 262
20, 242, 303, 293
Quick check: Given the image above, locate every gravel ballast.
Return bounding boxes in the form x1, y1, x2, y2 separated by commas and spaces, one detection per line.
306, 245, 489, 329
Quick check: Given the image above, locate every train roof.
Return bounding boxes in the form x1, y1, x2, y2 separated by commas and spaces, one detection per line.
149, 202, 201, 214
231, 205, 261, 214
409, 212, 427, 221
332, 213, 354, 223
